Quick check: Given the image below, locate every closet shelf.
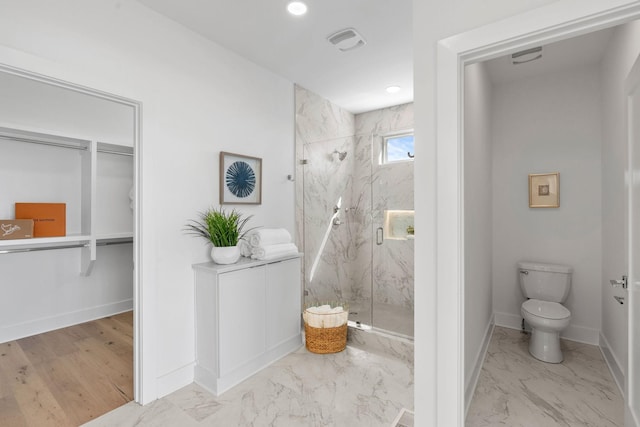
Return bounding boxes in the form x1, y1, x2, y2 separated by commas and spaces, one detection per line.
0, 124, 134, 276
0, 235, 92, 251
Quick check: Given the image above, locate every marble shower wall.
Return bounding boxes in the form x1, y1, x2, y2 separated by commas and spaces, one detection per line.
295, 86, 364, 306
295, 84, 414, 330
355, 104, 415, 313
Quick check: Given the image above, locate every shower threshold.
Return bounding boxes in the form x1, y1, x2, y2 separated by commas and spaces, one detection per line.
348, 320, 372, 331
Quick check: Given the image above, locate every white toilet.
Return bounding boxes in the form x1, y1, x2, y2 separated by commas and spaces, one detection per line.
518, 261, 573, 363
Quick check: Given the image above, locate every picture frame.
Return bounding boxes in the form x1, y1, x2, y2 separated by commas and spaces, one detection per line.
529, 172, 559, 208
219, 151, 262, 205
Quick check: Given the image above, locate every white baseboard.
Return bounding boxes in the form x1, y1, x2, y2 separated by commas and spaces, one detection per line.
494, 312, 522, 331
599, 332, 625, 397
157, 362, 195, 399
494, 311, 599, 345
465, 316, 494, 416
0, 299, 133, 343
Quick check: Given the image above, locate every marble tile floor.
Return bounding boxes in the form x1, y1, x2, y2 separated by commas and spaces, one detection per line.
466, 326, 624, 427
83, 344, 414, 427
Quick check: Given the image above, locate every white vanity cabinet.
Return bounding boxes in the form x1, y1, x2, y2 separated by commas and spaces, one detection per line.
193, 254, 302, 396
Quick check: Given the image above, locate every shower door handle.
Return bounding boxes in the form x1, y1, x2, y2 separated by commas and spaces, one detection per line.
376, 227, 383, 245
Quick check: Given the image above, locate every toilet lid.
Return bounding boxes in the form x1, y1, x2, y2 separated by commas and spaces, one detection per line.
522, 299, 571, 320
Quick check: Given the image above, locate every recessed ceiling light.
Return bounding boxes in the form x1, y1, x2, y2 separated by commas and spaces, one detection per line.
386, 86, 401, 94
287, 1, 308, 16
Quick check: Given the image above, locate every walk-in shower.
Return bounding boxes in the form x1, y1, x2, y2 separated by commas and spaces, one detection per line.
295, 85, 414, 338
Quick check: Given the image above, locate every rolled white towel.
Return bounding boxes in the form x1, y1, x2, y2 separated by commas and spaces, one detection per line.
306, 305, 332, 314
304, 305, 348, 328
250, 243, 298, 260
249, 228, 292, 247
238, 239, 252, 257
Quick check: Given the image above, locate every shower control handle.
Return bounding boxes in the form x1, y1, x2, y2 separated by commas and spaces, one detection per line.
376, 227, 383, 245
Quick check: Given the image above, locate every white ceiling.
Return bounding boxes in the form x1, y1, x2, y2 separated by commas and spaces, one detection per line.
138, 0, 413, 114
485, 27, 614, 84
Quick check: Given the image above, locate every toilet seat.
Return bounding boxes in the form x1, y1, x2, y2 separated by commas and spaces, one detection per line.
522, 299, 570, 320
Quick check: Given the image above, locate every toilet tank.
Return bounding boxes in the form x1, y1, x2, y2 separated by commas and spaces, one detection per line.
518, 261, 573, 303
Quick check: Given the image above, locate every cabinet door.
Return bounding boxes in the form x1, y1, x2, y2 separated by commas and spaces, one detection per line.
218, 266, 266, 376
266, 258, 301, 350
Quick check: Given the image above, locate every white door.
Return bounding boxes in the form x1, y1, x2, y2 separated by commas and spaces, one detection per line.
627, 54, 640, 427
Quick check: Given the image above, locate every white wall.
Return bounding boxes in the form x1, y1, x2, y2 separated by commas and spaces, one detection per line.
0, 71, 134, 146
491, 65, 603, 344
600, 19, 640, 385
413, 0, 561, 423
463, 62, 493, 402
0, 0, 295, 401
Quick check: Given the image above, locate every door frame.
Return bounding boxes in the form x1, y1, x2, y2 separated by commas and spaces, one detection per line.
0, 63, 147, 404
436, 1, 640, 425
625, 52, 640, 426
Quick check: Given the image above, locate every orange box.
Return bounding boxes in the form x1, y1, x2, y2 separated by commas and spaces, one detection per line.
0, 219, 34, 240
15, 203, 66, 237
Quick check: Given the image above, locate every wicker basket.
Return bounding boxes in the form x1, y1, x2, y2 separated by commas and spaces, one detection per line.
304, 322, 348, 354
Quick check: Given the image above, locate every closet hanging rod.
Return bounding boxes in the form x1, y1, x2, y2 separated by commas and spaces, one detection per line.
96, 148, 133, 157
0, 134, 88, 151
0, 238, 133, 254
97, 238, 133, 246
0, 243, 89, 254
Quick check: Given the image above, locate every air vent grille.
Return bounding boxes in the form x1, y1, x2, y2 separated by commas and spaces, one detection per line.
327, 28, 366, 52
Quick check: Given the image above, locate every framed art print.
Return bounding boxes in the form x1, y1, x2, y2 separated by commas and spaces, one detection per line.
220, 152, 262, 205
529, 172, 559, 208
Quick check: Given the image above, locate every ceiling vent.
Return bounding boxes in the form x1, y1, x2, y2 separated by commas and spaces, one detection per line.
511, 46, 542, 65
327, 28, 366, 52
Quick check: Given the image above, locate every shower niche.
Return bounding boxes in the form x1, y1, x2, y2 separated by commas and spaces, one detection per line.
296, 85, 414, 338
384, 210, 415, 240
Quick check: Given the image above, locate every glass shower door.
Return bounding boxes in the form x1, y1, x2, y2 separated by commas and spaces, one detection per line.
371, 132, 415, 337
301, 136, 372, 328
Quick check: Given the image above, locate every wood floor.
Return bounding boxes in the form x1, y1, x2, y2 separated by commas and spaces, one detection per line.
0, 311, 134, 427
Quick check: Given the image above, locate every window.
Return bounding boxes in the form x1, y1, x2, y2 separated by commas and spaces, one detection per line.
382, 132, 414, 164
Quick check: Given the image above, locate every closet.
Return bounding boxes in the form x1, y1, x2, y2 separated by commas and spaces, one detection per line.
0, 71, 134, 343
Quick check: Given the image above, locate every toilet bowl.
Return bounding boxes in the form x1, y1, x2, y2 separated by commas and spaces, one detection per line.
518, 261, 573, 363
521, 299, 571, 363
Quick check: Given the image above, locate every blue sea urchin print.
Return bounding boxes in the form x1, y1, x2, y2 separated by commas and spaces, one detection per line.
226, 161, 256, 198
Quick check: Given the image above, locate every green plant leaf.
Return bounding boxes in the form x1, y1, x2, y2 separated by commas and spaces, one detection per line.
184, 207, 255, 247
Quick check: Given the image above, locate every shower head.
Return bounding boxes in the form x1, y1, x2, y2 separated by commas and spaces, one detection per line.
333, 150, 347, 161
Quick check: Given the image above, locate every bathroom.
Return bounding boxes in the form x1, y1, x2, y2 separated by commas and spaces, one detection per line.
463, 20, 640, 425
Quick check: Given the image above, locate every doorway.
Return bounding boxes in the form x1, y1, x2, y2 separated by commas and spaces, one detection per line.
0, 64, 142, 423
435, 2, 640, 426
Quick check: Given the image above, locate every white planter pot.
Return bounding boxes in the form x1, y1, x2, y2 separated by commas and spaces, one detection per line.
211, 245, 241, 265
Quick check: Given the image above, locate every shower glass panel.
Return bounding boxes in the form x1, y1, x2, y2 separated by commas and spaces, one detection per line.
301, 136, 373, 328
370, 131, 415, 337
297, 85, 414, 338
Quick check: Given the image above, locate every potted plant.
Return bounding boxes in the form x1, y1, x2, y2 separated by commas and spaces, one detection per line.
185, 207, 254, 264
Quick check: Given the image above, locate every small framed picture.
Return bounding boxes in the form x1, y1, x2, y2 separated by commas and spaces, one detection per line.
529, 172, 559, 208
220, 152, 262, 205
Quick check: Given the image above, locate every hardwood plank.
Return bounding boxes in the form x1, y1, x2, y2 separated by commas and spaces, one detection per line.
0, 395, 28, 427
34, 356, 113, 426
13, 335, 58, 366
73, 337, 134, 399
64, 349, 132, 408
0, 341, 72, 426
0, 311, 134, 426
78, 317, 133, 358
